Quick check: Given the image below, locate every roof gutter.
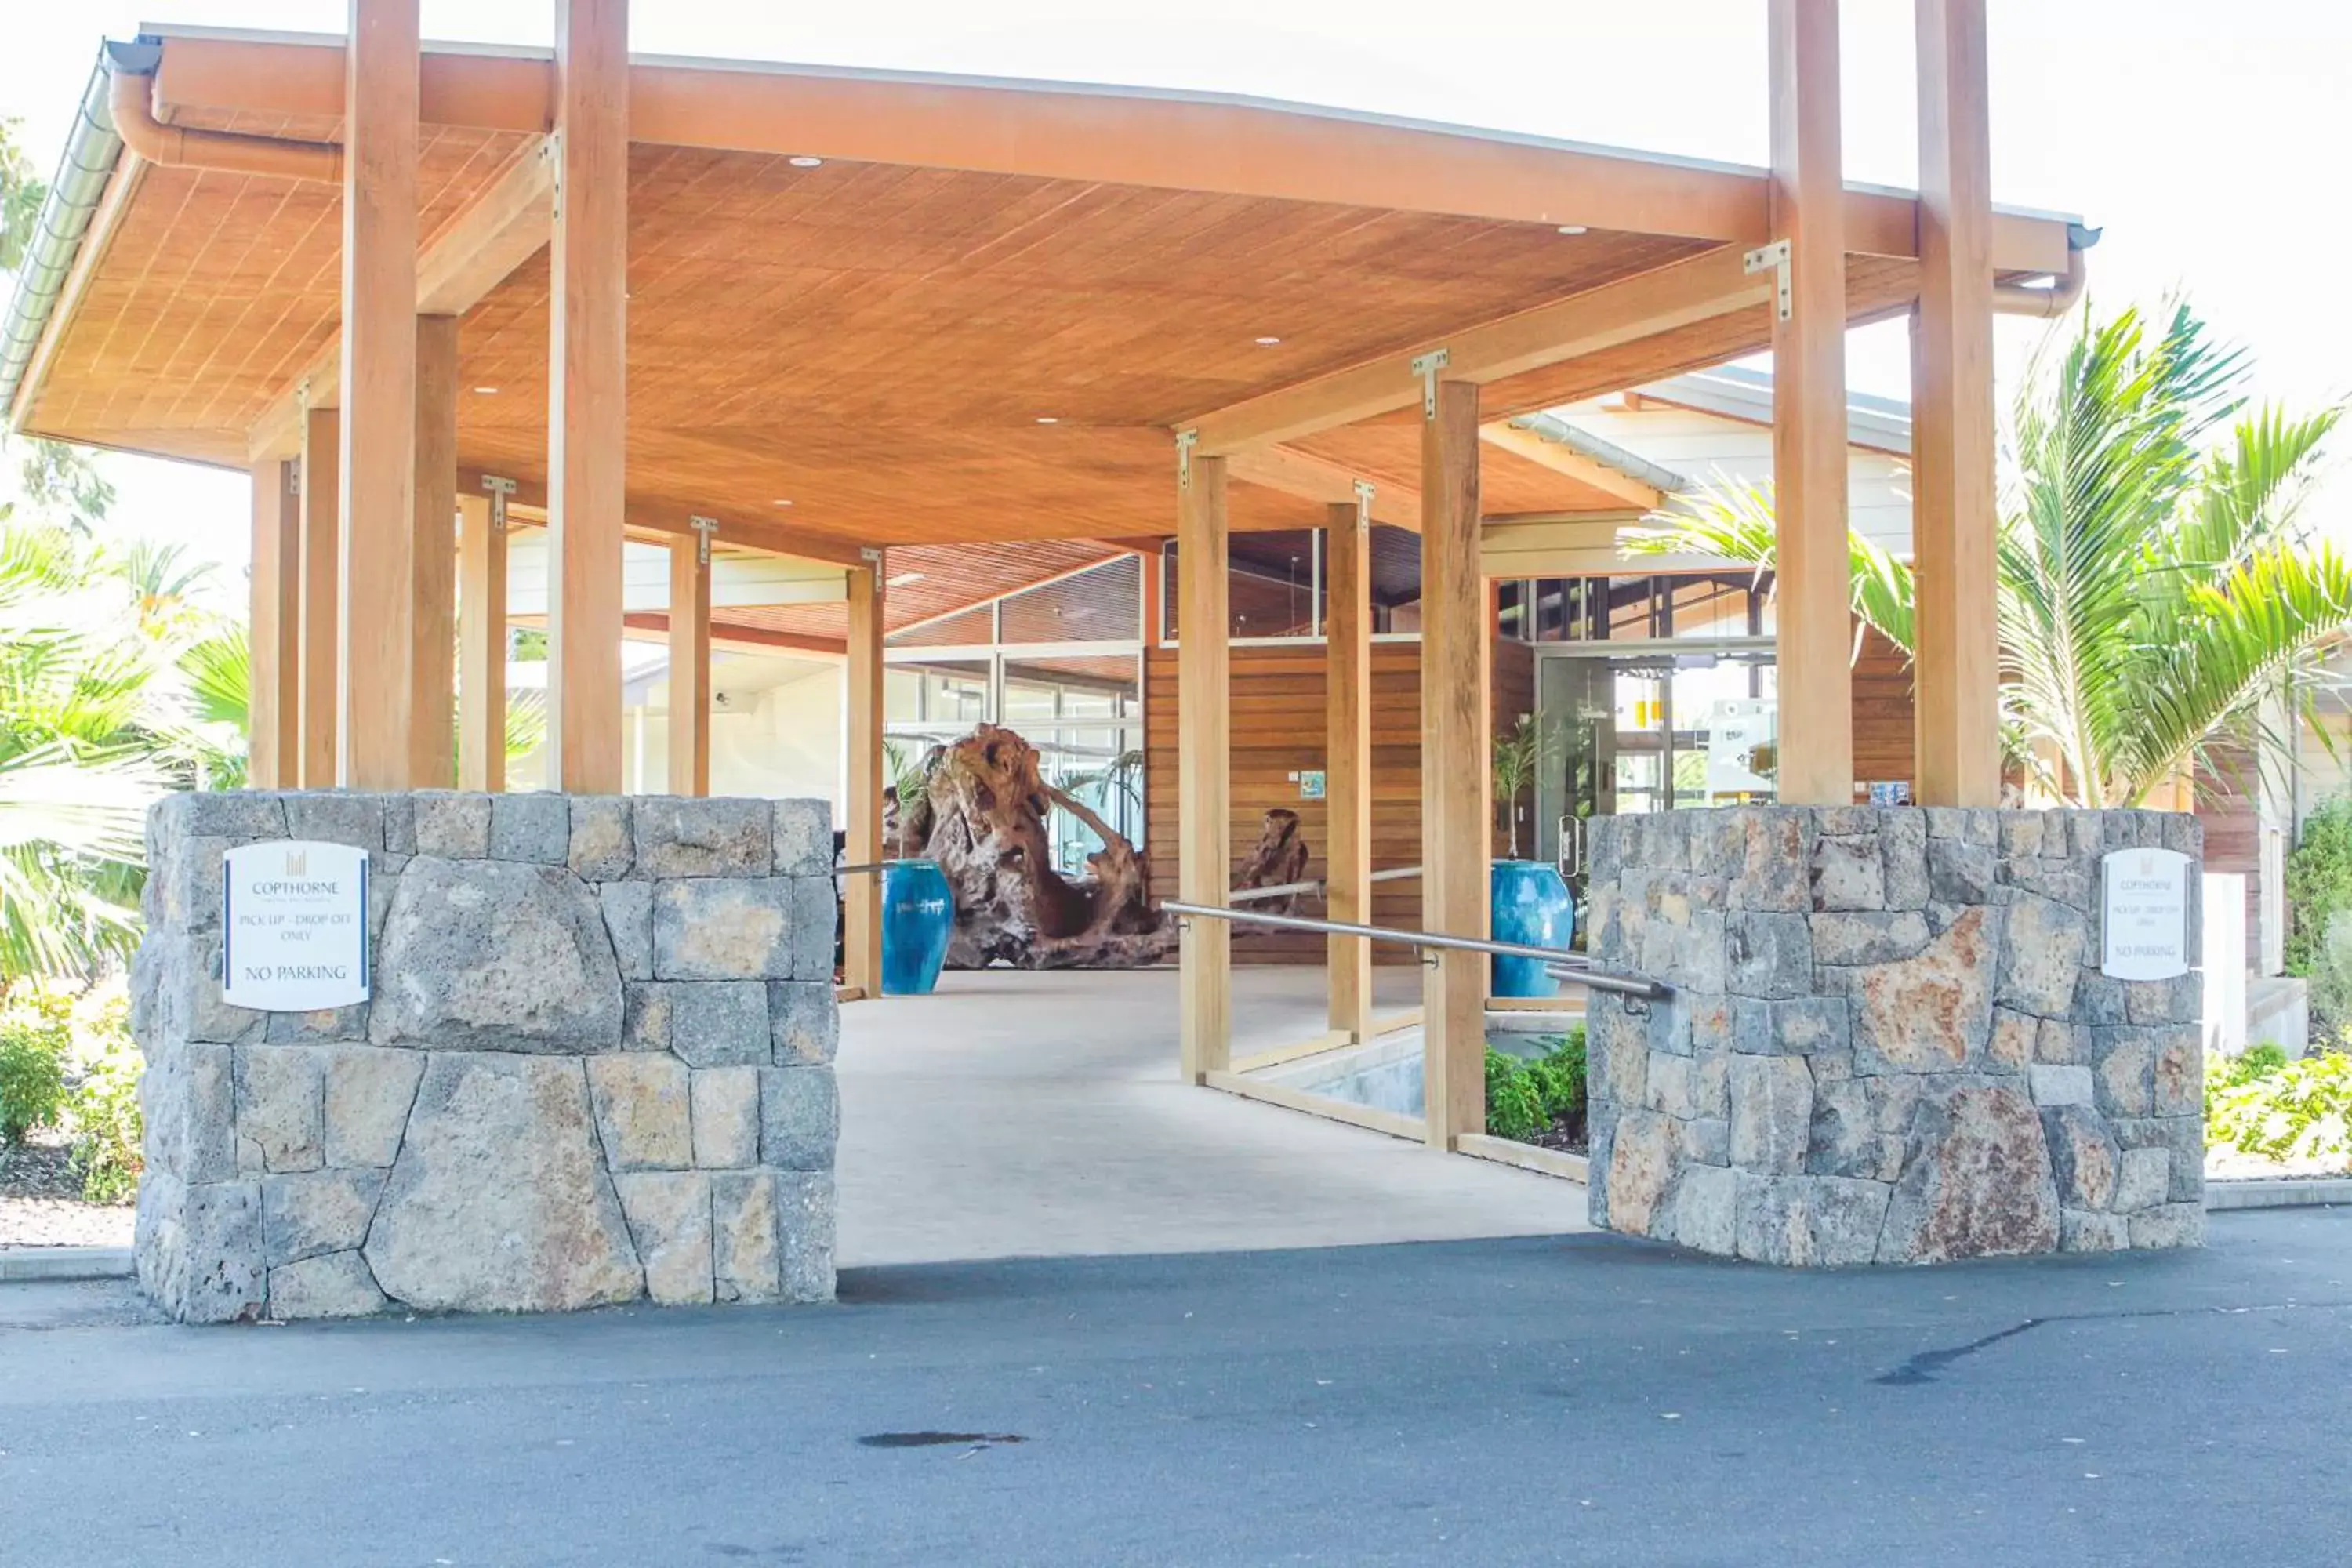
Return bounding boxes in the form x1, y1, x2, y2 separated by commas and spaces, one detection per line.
0, 49, 122, 429
1993, 221, 2098, 319
103, 39, 343, 184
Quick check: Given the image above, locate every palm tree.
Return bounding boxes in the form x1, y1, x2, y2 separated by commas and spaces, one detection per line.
0, 524, 172, 983
1632, 302, 2352, 808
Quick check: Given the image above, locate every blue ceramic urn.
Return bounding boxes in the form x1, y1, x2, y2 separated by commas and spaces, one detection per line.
1490, 859, 1574, 998
880, 859, 954, 996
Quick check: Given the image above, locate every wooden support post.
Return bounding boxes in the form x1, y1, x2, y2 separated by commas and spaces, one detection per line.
546, 0, 630, 793
666, 529, 712, 796
411, 313, 459, 787
1911, 0, 2002, 808
1324, 496, 1374, 1043
1177, 448, 1232, 1083
843, 557, 885, 996
248, 458, 302, 789
1767, 0, 1854, 807
456, 491, 506, 791
1421, 380, 1486, 1149
298, 406, 341, 788
337, 0, 422, 789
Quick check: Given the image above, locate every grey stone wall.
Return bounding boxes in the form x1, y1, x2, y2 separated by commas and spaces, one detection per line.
1585, 806, 2205, 1266
131, 790, 840, 1323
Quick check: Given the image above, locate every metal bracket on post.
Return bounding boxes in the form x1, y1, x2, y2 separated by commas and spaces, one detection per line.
859, 546, 884, 591
1352, 477, 1375, 525
1744, 239, 1793, 322
546, 132, 562, 222
1409, 349, 1451, 420
481, 474, 517, 532
1174, 428, 1199, 491
688, 515, 720, 568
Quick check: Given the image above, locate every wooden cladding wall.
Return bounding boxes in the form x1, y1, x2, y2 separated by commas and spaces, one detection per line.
1144, 637, 1532, 964
1853, 626, 1918, 793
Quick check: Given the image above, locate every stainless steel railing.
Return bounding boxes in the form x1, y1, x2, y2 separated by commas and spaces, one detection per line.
1227, 863, 1424, 906
1162, 898, 1668, 1000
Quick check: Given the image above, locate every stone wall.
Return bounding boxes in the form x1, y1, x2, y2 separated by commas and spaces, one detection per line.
1585, 806, 2205, 1266
131, 790, 840, 1322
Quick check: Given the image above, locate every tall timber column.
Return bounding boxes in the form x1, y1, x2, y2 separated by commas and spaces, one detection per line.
299, 406, 341, 789
248, 459, 301, 788
666, 527, 712, 796
1421, 379, 1486, 1148
842, 557, 885, 996
1911, 0, 2002, 807
1177, 445, 1232, 1083
1766, 0, 1854, 806
410, 314, 459, 787
546, 0, 630, 791
456, 489, 506, 791
338, 0, 422, 788
1324, 494, 1374, 1044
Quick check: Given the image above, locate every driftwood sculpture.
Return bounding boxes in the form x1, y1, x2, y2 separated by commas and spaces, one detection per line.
1231, 808, 1310, 914
887, 724, 1177, 969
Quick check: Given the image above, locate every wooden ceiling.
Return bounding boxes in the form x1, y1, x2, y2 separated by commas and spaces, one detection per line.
13, 31, 2080, 560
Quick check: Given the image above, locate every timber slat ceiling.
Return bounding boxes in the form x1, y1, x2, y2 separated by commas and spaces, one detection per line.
14, 34, 2070, 560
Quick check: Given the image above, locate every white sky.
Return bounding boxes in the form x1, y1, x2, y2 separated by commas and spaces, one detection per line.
3, 0, 2348, 589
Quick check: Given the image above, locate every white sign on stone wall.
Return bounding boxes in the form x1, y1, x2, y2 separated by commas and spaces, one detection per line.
2100, 846, 2192, 981
221, 840, 372, 1011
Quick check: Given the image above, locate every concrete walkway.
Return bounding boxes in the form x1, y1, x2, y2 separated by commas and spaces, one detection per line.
835, 967, 1588, 1266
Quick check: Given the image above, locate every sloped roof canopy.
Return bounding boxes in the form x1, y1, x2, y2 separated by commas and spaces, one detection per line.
8, 25, 2081, 557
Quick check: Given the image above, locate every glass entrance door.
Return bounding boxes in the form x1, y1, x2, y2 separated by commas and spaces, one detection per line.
1535, 650, 1779, 917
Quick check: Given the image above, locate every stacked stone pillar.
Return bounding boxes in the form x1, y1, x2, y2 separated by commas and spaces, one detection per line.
1585, 806, 2205, 1265
132, 790, 840, 1322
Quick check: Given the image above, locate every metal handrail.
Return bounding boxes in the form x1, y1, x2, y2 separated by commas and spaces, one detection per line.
1163, 898, 1668, 1000
1229, 863, 1424, 906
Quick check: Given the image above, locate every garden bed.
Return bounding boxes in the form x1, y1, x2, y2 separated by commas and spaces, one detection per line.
0, 1129, 134, 1249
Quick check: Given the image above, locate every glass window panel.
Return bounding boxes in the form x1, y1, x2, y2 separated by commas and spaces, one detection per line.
1000, 557, 1142, 644
1229, 529, 1316, 638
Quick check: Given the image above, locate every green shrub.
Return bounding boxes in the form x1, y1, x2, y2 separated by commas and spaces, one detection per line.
1485, 1049, 1547, 1142
1484, 1027, 1588, 1142
0, 993, 74, 1145
2286, 797, 2352, 978
67, 1004, 141, 1204
2205, 1047, 2352, 1164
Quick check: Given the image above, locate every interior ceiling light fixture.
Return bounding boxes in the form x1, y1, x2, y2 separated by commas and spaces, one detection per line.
1254, 336, 1282, 346
1035, 416, 1058, 424
1555, 224, 1588, 235
886, 571, 925, 587
472, 385, 499, 394
789, 156, 823, 167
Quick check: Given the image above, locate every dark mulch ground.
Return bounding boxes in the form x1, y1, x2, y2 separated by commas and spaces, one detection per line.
0, 1129, 134, 1248
1514, 1111, 1588, 1158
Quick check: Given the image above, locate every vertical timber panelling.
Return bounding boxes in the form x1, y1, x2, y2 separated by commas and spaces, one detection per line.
1177, 453, 1232, 1083
410, 314, 459, 787
1421, 380, 1486, 1149
843, 562, 885, 996
666, 532, 712, 795
1766, 0, 1854, 806
248, 459, 302, 788
299, 407, 341, 789
1323, 500, 1374, 1040
456, 492, 506, 791
1911, 0, 2002, 807
339, 0, 422, 789
547, 0, 630, 791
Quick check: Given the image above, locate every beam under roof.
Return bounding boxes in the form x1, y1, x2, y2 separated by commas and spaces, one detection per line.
249, 134, 554, 459
1225, 445, 1418, 532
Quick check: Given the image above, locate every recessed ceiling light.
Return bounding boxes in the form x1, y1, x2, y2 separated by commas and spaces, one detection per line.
771, 499, 793, 507
886, 571, 925, 587
1035, 416, 1058, 424
789, 156, 823, 168
1556, 224, 1588, 236
1254, 336, 1282, 347
473, 386, 499, 394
